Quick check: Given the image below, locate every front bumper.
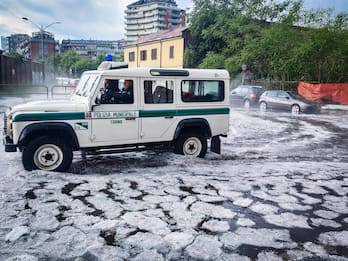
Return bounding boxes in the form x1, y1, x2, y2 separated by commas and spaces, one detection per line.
302, 105, 321, 114
2, 134, 16, 152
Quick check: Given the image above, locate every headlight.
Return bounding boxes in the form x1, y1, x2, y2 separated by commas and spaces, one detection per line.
5, 113, 13, 138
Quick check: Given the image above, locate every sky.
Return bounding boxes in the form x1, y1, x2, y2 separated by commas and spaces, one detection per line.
0, 0, 347, 42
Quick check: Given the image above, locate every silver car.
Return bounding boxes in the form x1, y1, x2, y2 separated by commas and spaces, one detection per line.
259, 90, 321, 114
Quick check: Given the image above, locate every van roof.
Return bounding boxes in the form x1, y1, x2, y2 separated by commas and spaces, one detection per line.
84, 68, 230, 80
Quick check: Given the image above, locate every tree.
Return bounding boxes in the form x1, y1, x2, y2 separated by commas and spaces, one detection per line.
188, 0, 348, 83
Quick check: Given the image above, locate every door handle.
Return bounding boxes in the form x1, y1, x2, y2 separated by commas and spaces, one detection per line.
125, 117, 136, 120
164, 116, 174, 119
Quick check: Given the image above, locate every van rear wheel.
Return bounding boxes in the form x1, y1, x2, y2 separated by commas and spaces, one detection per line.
22, 136, 73, 172
175, 131, 207, 158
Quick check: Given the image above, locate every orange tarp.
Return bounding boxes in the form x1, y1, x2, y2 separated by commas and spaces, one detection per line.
298, 81, 348, 105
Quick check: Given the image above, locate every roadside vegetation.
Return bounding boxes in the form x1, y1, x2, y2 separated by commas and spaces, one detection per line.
185, 0, 348, 83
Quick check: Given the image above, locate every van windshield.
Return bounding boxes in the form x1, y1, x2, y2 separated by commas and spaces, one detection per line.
74, 74, 100, 97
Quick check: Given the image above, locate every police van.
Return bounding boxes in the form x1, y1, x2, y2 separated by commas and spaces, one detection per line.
3, 68, 230, 171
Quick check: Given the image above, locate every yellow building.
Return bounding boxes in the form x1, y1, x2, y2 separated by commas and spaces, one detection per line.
124, 26, 189, 68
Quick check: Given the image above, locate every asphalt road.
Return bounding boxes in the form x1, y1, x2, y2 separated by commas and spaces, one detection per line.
0, 104, 347, 260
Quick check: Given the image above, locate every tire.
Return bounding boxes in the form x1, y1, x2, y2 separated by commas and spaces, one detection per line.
259, 101, 267, 112
175, 131, 207, 158
291, 104, 300, 114
22, 136, 73, 172
244, 99, 251, 109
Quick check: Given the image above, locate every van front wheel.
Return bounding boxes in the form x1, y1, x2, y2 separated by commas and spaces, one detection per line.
175, 132, 207, 158
22, 136, 73, 172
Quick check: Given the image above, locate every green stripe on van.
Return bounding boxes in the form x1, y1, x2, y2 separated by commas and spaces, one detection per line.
139, 108, 230, 117
13, 112, 85, 122
13, 108, 230, 122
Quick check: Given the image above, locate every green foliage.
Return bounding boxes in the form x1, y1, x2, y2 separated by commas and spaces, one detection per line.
44, 51, 105, 77
188, 0, 348, 83
199, 52, 226, 69
5, 52, 25, 62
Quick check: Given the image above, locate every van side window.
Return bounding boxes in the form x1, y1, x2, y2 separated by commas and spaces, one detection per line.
144, 80, 174, 104
181, 80, 224, 102
100, 79, 133, 104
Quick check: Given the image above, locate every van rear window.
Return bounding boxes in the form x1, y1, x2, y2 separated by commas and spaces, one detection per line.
181, 80, 224, 102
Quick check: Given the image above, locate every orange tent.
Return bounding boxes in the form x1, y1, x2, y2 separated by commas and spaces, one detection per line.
298, 81, 348, 105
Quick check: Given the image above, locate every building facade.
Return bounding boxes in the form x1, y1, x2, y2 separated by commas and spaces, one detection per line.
60, 39, 125, 61
30, 31, 56, 61
125, 0, 185, 42
1, 36, 9, 52
6, 34, 31, 59
124, 26, 188, 68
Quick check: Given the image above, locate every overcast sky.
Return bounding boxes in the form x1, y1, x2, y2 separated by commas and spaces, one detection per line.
0, 0, 346, 41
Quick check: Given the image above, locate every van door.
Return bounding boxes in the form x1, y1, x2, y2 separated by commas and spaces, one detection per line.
140, 78, 177, 142
91, 78, 139, 145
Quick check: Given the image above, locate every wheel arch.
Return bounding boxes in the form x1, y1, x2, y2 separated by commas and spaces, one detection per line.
291, 103, 301, 112
18, 122, 80, 150
173, 118, 212, 141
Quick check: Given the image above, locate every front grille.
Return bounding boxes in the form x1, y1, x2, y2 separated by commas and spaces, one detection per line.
3, 114, 7, 135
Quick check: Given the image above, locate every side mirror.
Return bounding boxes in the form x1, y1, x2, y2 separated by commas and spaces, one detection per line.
231, 91, 236, 94
286, 96, 290, 100
95, 91, 102, 104
92, 91, 102, 110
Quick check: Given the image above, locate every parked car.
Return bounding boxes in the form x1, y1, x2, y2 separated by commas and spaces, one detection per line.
230, 85, 265, 108
258, 90, 321, 114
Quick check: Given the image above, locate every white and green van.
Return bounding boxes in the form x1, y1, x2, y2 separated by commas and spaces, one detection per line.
3, 68, 230, 171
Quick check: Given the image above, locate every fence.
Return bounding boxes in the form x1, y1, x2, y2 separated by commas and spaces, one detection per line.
0, 52, 44, 85
251, 80, 299, 93
0, 84, 75, 100
51, 85, 76, 99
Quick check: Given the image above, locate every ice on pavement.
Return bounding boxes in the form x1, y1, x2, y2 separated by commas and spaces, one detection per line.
318, 231, 348, 246
202, 219, 230, 232
164, 232, 195, 250
5, 226, 29, 242
122, 212, 171, 235
220, 227, 297, 249
185, 235, 222, 260
264, 212, 310, 228
1, 98, 348, 260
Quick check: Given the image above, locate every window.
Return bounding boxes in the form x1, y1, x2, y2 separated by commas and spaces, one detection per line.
151, 48, 157, 60
74, 74, 100, 97
181, 80, 224, 102
265, 91, 276, 97
169, 46, 174, 59
144, 80, 174, 104
140, 50, 147, 61
129, 52, 135, 62
100, 79, 134, 104
239, 87, 249, 95
277, 91, 290, 99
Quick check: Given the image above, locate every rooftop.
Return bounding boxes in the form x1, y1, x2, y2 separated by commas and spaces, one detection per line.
126, 26, 188, 46
128, 0, 177, 8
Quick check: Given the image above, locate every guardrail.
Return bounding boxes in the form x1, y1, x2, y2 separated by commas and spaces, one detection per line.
0, 84, 76, 100
51, 85, 75, 99
0, 84, 49, 99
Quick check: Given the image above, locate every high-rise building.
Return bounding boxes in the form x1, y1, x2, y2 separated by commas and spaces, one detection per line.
125, 0, 186, 42
1, 36, 9, 52
6, 34, 31, 58
30, 31, 56, 61
60, 39, 125, 61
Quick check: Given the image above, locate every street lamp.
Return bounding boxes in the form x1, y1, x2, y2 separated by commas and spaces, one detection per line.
22, 17, 61, 61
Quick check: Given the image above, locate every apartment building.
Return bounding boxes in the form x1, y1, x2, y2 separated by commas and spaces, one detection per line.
5, 34, 31, 59
60, 39, 125, 61
125, 0, 186, 42
124, 26, 188, 68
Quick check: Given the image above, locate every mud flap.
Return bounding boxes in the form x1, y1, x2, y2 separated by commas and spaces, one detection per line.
211, 136, 221, 154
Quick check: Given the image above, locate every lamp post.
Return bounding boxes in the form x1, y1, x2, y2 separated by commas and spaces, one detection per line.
22, 17, 61, 61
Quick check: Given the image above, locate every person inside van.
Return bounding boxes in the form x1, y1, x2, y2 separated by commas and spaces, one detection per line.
117, 79, 133, 103
101, 79, 120, 104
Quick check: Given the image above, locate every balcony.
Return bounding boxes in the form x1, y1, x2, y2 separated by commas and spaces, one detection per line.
125, 19, 138, 25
